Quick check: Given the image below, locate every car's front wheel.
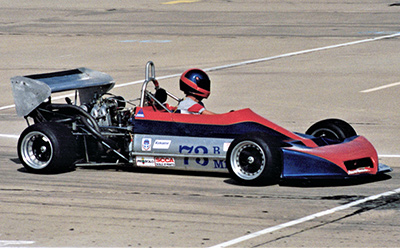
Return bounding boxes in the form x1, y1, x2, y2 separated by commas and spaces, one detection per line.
18, 122, 78, 173
226, 134, 282, 185
305, 119, 357, 140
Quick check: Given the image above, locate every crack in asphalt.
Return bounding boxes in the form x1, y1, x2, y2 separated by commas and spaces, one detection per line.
1, 187, 366, 202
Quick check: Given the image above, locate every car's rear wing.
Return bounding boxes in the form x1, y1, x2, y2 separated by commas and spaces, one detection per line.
11, 68, 115, 117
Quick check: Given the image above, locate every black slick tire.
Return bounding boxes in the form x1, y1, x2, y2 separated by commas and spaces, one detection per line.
226, 134, 282, 185
17, 122, 78, 173
305, 119, 357, 140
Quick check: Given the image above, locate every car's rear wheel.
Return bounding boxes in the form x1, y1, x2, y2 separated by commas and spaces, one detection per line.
18, 122, 78, 173
305, 119, 357, 140
226, 134, 282, 185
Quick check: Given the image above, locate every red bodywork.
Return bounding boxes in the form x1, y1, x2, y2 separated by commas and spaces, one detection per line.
134, 107, 380, 177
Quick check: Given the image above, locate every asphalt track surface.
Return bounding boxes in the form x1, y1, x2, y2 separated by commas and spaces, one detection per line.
1, 1, 400, 247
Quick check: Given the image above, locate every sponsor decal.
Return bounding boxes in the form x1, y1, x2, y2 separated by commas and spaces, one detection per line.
136, 157, 155, 167
153, 140, 171, 149
348, 167, 370, 175
155, 157, 175, 167
142, 138, 152, 151
223, 143, 231, 152
135, 109, 145, 118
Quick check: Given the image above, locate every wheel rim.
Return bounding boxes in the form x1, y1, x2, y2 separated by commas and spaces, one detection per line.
20, 131, 53, 169
230, 141, 265, 180
310, 128, 340, 140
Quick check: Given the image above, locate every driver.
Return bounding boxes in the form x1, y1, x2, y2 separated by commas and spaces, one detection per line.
177, 68, 216, 115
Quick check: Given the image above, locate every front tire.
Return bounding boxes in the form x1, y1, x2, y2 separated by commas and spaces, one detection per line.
305, 119, 357, 140
226, 134, 282, 185
18, 122, 78, 173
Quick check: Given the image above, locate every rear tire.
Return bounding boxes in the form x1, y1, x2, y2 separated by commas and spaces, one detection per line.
18, 122, 78, 173
306, 119, 357, 141
226, 134, 282, 185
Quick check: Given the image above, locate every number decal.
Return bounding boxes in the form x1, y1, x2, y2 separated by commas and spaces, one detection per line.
194, 146, 208, 166
179, 145, 209, 166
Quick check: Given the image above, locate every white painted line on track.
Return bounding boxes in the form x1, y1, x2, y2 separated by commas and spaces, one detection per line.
209, 187, 400, 248
379, 154, 400, 158
360, 81, 400, 93
0, 32, 399, 112
0, 104, 15, 111
113, 73, 181, 89
0, 93, 76, 112
204, 32, 400, 72
0, 240, 35, 246
0, 134, 19, 139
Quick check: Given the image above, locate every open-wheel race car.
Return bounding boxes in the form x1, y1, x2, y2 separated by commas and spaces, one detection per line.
11, 61, 391, 185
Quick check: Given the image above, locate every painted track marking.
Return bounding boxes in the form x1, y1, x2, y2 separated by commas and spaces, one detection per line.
0, 134, 19, 139
209, 187, 400, 248
0, 240, 35, 246
379, 154, 400, 158
1, 32, 399, 112
0, 104, 15, 111
360, 81, 400, 93
162, 0, 200, 4
204, 32, 400, 72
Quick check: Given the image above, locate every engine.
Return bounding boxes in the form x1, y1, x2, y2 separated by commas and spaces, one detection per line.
82, 95, 129, 127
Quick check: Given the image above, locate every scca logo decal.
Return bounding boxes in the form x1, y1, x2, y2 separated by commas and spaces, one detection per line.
155, 157, 175, 167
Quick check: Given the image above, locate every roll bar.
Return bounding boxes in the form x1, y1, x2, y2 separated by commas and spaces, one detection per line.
139, 61, 181, 110
139, 61, 158, 107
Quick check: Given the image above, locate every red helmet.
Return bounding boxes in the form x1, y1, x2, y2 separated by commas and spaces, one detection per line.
179, 69, 210, 99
